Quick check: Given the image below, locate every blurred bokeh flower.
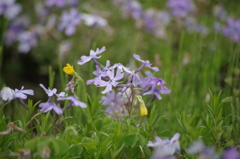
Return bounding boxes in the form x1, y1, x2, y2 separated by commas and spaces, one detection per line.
223, 18, 240, 43
0, 0, 22, 20
58, 8, 81, 36
81, 13, 108, 28
147, 133, 181, 159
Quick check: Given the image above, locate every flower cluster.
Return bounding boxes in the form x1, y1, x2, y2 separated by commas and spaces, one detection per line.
39, 82, 86, 115
113, 0, 208, 39
3, 0, 108, 54
78, 46, 170, 117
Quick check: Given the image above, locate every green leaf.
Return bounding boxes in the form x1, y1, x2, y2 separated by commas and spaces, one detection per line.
37, 137, 51, 152
123, 133, 138, 147
138, 134, 146, 147
51, 139, 69, 155
67, 144, 83, 157
24, 138, 38, 151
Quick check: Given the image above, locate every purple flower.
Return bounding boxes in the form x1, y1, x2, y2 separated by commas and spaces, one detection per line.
98, 68, 124, 94
58, 8, 81, 36
123, 0, 143, 20
128, 71, 141, 87
44, 0, 66, 8
147, 133, 181, 158
0, 87, 15, 101
17, 31, 38, 53
101, 92, 122, 106
5, 16, 29, 45
223, 18, 240, 43
14, 86, 34, 99
167, 0, 195, 18
78, 46, 106, 65
40, 84, 67, 99
87, 60, 110, 85
134, 54, 159, 72
187, 140, 219, 159
101, 92, 125, 116
105, 104, 123, 116
143, 9, 158, 34
65, 80, 75, 92
58, 96, 87, 108
111, 63, 132, 74
66, 0, 79, 6
0, 0, 22, 20
81, 13, 108, 28
141, 77, 170, 100
213, 5, 227, 21
222, 148, 240, 159
40, 84, 57, 97
39, 102, 63, 115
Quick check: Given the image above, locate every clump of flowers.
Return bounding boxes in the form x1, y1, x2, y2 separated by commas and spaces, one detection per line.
78, 46, 170, 118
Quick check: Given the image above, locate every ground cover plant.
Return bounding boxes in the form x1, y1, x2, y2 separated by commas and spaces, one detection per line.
0, 0, 240, 158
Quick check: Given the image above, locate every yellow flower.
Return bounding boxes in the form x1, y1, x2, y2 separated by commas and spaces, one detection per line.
136, 95, 148, 116
140, 105, 148, 116
63, 63, 75, 75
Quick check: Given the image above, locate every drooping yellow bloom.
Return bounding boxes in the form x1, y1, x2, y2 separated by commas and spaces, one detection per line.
136, 95, 148, 116
63, 63, 75, 75
140, 105, 148, 116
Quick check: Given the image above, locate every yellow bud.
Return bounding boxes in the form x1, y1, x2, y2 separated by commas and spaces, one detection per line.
140, 105, 148, 116
63, 63, 75, 75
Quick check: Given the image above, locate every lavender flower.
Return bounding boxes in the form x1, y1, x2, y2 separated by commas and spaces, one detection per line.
40, 84, 67, 100
222, 148, 240, 159
14, 86, 34, 99
66, 0, 79, 6
213, 5, 227, 21
65, 80, 75, 92
123, 0, 143, 20
44, 0, 66, 8
143, 9, 158, 34
58, 96, 87, 108
187, 140, 219, 159
78, 46, 106, 65
0, 87, 15, 101
81, 13, 108, 28
39, 102, 63, 115
147, 133, 181, 158
142, 9, 169, 39
40, 84, 57, 97
134, 54, 159, 72
101, 92, 122, 106
141, 77, 170, 100
111, 63, 132, 73
17, 31, 38, 53
128, 71, 141, 87
58, 8, 81, 36
0, 0, 22, 20
167, 0, 195, 18
184, 17, 209, 36
101, 92, 125, 116
5, 16, 29, 45
223, 18, 240, 43
87, 60, 110, 85
98, 68, 124, 94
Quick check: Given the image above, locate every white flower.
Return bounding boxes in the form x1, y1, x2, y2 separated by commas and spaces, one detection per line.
147, 133, 180, 158
0, 87, 15, 101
